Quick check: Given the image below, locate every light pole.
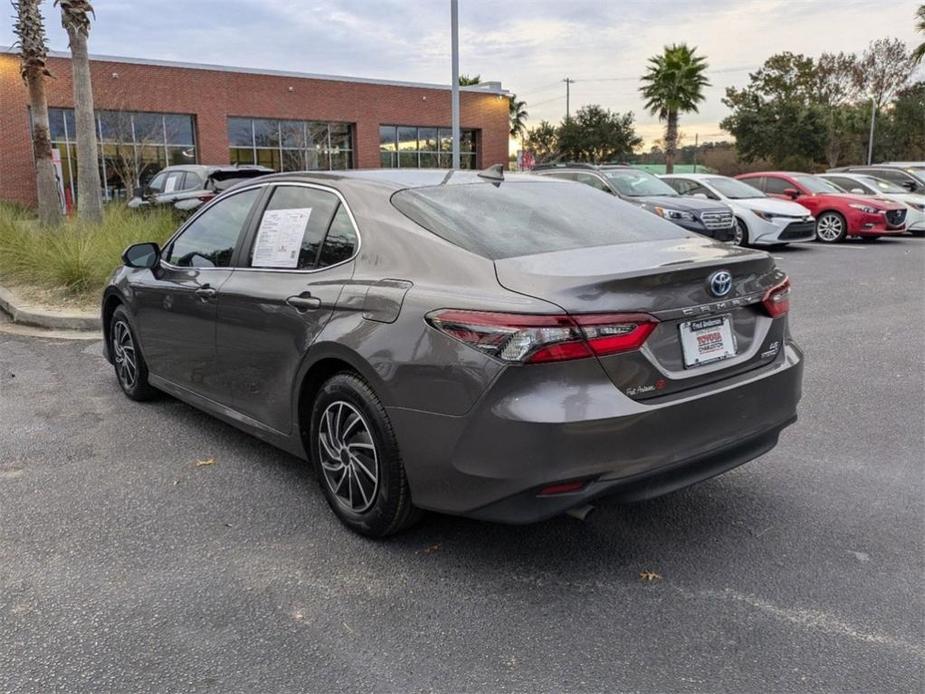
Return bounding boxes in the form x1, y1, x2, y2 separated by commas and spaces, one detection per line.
866, 98, 876, 165
450, 0, 460, 170
563, 77, 574, 120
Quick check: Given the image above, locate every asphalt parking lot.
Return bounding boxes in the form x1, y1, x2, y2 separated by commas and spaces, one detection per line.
1, 237, 923, 693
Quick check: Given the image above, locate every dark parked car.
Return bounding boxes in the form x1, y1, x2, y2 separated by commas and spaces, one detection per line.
534, 164, 736, 241
826, 165, 925, 194
128, 164, 273, 214
103, 169, 803, 536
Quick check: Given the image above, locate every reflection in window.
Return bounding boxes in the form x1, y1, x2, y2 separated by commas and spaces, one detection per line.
47, 107, 197, 205
318, 205, 358, 267
228, 117, 354, 173
165, 188, 260, 268
379, 125, 478, 169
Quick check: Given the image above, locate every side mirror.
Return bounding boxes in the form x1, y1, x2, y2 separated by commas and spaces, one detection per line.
901, 181, 916, 192
783, 188, 800, 200
122, 242, 160, 269
850, 188, 866, 194
692, 192, 708, 199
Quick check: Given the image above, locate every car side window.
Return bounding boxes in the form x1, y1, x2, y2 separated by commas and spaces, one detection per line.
147, 172, 167, 194
689, 184, 718, 199
763, 177, 792, 195
164, 188, 261, 268
575, 173, 611, 193
663, 178, 691, 194
249, 185, 340, 270
163, 171, 184, 195
863, 169, 906, 187
318, 204, 359, 268
183, 172, 204, 191
828, 176, 860, 192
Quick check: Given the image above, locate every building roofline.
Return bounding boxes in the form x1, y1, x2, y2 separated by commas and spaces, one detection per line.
0, 46, 509, 96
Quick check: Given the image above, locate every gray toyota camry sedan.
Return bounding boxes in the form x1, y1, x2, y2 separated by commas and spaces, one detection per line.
103, 168, 803, 536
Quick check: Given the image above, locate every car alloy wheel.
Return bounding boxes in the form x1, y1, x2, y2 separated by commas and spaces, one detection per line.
318, 400, 380, 513
816, 212, 845, 243
734, 219, 748, 246
112, 320, 138, 390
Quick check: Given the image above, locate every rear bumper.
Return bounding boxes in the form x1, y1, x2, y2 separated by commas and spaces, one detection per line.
390, 340, 804, 522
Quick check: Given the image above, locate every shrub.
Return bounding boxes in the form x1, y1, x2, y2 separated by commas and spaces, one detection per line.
0, 205, 177, 300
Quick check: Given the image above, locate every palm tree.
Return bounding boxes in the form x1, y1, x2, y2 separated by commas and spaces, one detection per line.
56, 0, 103, 223
13, 0, 63, 226
914, 5, 925, 64
640, 44, 710, 173
509, 95, 528, 140
458, 74, 481, 86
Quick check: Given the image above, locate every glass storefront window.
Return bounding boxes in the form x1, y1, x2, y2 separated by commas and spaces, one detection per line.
379, 125, 479, 169
47, 107, 196, 203
228, 117, 353, 171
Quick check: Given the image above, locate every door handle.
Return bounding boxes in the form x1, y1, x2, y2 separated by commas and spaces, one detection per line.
195, 285, 217, 299
286, 293, 322, 312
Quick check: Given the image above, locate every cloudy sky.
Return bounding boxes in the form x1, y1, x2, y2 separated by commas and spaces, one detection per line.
4, 0, 922, 146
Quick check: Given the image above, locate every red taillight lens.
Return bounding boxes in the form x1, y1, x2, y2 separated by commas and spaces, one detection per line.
198, 194, 216, 202
538, 480, 587, 496
426, 310, 657, 364
762, 277, 791, 318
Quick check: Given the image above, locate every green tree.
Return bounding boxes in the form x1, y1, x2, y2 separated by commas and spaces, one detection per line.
13, 0, 63, 226
524, 120, 557, 163
721, 53, 827, 167
458, 74, 481, 86
913, 5, 924, 64
556, 105, 641, 163
57, 0, 103, 223
639, 44, 710, 173
509, 95, 528, 140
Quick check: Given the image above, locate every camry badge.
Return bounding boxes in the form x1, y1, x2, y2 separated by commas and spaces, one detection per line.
708, 270, 733, 297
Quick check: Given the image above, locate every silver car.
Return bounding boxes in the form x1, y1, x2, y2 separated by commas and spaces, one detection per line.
103, 169, 804, 536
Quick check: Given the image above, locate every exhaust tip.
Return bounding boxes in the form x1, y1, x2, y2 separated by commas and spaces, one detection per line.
565, 504, 595, 522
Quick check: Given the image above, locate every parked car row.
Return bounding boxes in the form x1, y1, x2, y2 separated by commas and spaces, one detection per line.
127, 164, 274, 214
534, 162, 925, 245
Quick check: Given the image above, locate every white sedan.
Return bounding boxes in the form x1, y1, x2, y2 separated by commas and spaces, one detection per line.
819, 172, 925, 237
660, 173, 816, 246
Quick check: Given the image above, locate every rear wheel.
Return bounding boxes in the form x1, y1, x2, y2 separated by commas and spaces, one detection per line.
733, 218, 749, 246
310, 373, 421, 537
815, 211, 847, 243
110, 306, 157, 401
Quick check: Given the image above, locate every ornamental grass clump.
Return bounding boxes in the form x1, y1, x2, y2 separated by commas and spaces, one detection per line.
0, 204, 176, 300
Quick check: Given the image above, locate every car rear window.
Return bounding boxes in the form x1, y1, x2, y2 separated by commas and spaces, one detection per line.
391, 180, 687, 260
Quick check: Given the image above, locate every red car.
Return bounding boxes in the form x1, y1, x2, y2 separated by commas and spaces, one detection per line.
736, 172, 907, 243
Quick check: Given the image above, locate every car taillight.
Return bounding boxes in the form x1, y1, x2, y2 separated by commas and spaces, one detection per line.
198, 194, 215, 202
426, 310, 658, 364
762, 277, 791, 318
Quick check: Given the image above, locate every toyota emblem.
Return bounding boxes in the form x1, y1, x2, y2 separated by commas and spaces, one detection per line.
708, 270, 733, 297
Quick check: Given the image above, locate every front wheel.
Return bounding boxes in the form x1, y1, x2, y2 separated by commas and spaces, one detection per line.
815, 212, 847, 243
110, 306, 157, 401
733, 218, 749, 246
310, 373, 421, 537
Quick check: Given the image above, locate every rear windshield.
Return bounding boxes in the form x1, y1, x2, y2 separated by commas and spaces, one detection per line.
391, 180, 687, 260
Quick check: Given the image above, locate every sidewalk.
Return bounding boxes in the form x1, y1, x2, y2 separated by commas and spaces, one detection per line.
0, 284, 101, 332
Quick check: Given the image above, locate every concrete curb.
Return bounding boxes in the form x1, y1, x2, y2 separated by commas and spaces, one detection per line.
0, 284, 101, 332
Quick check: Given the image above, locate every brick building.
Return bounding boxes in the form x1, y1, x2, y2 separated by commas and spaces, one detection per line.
0, 48, 510, 208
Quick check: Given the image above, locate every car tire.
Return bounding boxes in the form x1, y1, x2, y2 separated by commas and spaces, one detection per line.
815, 211, 847, 243
310, 372, 422, 537
110, 306, 158, 401
733, 218, 749, 246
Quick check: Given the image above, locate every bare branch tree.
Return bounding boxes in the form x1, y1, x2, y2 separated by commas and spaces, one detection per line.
856, 38, 916, 109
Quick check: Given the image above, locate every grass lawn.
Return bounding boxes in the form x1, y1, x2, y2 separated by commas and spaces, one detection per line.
0, 203, 178, 309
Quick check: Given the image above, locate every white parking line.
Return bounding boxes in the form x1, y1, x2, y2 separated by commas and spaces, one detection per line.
820, 244, 867, 250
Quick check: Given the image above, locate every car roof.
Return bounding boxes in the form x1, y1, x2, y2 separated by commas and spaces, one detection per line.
738, 171, 808, 177
659, 173, 716, 180
245, 169, 557, 192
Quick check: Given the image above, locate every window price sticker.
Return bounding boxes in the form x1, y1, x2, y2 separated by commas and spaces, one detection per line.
252, 208, 312, 268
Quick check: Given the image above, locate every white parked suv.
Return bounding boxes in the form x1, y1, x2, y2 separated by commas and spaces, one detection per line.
661, 173, 816, 246
819, 172, 925, 237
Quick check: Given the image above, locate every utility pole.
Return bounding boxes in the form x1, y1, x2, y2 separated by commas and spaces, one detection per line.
563, 77, 574, 120
866, 98, 876, 165
450, 0, 460, 170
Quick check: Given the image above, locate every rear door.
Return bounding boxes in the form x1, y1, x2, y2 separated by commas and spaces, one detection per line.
131, 186, 263, 401
215, 183, 360, 433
